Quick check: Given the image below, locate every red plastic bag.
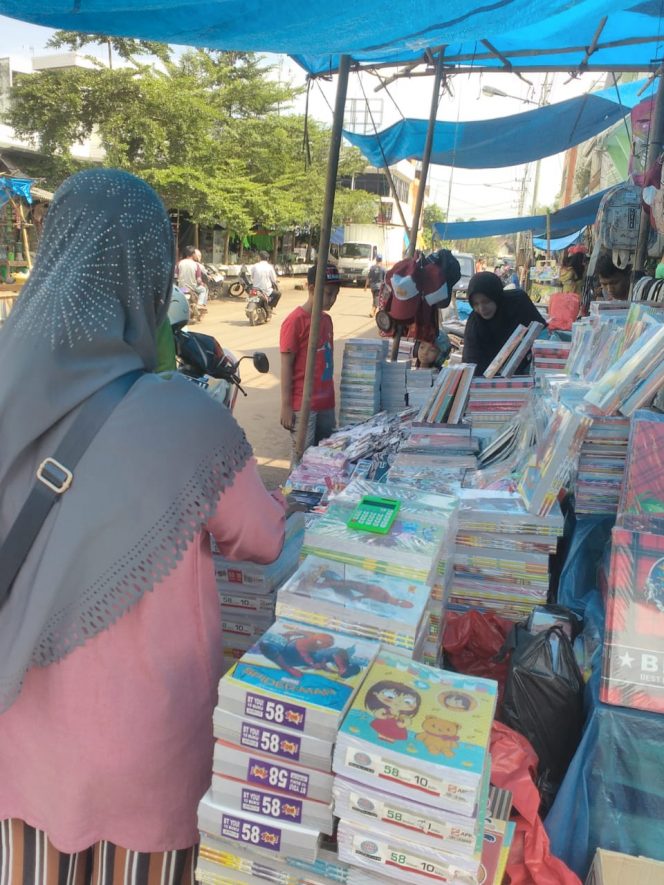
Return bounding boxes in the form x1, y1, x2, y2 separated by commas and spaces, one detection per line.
490, 722, 581, 885
443, 610, 512, 706
548, 291, 580, 332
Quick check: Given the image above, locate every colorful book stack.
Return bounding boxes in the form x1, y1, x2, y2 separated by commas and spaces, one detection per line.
500, 321, 544, 378
601, 410, 664, 714
575, 416, 630, 515
301, 479, 459, 586
584, 321, 664, 417
531, 338, 572, 377
518, 403, 592, 517
450, 490, 564, 621
388, 424, 478, 492
381, 359, 410, 413
416, 364, 475, 424
483, 325, 527, 378
276, 555, 432, 658
339, 338, 385, 427
333, 651, 498, 885
214, 514, 305, 673
197, 619, 379, 880
464, 377, 535, 434
406, 367, 436, 411
286, 448, 351, 499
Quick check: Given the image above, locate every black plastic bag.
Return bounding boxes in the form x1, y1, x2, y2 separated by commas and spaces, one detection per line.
500, 625, 584, 814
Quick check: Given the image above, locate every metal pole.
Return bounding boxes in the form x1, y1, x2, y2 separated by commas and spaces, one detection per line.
407, 51, 445, 257
294, 54, 351, 463
546, 209, 551, 260
635, 71, 664, 272
382, 165, 410, 234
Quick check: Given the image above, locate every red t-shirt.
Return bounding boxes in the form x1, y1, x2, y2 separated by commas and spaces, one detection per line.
280, 306, 335, 412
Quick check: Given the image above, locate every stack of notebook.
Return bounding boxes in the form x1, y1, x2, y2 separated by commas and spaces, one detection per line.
416, 364, 476, 424
197, 619, 379, 879
464, 377, 535, 434
214, 514, 304, 672
339, 339, 386, 427
531, 338, 572, 377
450, 490, 564, 621
333, 651, 500, 884
406, 367, 436, 411
381, 359, 410, 413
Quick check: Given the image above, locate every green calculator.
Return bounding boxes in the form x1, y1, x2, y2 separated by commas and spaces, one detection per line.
348, 495, 401, 534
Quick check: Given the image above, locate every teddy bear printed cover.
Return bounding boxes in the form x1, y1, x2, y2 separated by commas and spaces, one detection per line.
334, 652, 497, 813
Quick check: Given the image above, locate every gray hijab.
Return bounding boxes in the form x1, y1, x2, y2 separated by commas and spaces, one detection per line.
0, 169, 251, 712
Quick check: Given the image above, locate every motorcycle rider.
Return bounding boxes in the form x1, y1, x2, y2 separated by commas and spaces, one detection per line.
251, 250, 281, 310
175, 245, 208, 317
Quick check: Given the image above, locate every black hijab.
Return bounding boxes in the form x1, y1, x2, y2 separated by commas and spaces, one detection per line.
462, 272, 546, 375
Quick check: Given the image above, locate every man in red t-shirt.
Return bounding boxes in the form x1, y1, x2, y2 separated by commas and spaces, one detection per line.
280, 263, 340, 461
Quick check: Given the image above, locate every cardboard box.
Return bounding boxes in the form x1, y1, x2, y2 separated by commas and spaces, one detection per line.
585, 848, 664, 884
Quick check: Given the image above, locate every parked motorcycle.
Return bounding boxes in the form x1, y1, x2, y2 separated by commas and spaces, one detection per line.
203, 263, 226, 299
175, 328, 269, 412
227, 264, 252, 298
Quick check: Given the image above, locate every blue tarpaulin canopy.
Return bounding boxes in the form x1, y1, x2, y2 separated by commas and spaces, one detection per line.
0, 177, 34, 208
0, 1, 661, 72
434, 188, 610, 240
343, 79, 652, 170
533, 229, 585, 250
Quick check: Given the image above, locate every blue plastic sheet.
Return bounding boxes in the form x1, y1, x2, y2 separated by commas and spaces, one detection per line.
545, 686, 664, 879
343, 80, 652, 171
0, 1, 660, 71
557, 515, 615, 615
533, 230, 585, 252
0, 176, 33, 205
434, 189, 612, 241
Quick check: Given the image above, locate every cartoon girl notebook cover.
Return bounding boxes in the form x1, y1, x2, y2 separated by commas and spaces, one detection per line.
335, 652, 497, 814
220, 620, 379, 742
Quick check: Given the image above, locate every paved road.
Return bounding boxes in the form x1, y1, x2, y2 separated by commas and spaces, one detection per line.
195, 279, 378, 489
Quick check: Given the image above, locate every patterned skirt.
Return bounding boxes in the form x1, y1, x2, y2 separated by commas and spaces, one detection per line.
0, 820, 196, 885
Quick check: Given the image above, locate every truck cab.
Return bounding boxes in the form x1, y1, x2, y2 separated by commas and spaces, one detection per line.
336, 241, 376, 286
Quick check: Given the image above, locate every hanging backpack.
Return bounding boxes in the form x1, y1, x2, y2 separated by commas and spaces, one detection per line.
594, 183, 642, 269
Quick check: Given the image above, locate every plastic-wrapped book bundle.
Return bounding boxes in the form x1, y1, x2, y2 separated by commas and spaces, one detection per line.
332, 651, 512, 885
213, 513, 304, 673
197, 619, 379, 882
339, 338, 386, 427
450, 490, 564, 622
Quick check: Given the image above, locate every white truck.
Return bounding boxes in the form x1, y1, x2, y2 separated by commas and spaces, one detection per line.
333, 223, 406, 286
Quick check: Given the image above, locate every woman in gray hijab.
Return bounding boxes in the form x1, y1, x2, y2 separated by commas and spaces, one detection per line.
0, 169, 286, 884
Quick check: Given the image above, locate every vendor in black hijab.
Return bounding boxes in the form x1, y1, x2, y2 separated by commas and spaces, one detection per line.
462, 271, 546, 375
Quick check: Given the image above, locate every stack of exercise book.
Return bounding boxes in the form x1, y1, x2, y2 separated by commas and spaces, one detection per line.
197, 618, 379, 881
450, 490, 564, 621
464, 377, 535, 434
381, 359, 410, 413
339, 338, 385, 427
482, 321, 544, 379
276, 555, 432, 659
214, 513, 305, 673
333, 651, 503, 885
575, 415, 631, 515
388, 424, 477, 492
518, 403, 592, 517
416, 364, 475, 424
285, 448, 352, 500
406, 367, 436, 411
601, 410, 664, 715
531, 338, 572, 377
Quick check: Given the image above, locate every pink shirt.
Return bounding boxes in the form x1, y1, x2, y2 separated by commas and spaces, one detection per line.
0, 460, 285, 853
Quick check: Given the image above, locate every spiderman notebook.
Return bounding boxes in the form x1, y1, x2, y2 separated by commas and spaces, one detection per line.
601, 528, 664, 713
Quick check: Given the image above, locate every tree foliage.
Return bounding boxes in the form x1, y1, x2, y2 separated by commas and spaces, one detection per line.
7, 37, 374, 238
421, 202, 446, 250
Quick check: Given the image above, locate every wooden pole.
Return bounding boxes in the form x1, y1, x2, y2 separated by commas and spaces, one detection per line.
407, 50, 444, 257
635, 71, 664, 272
18, 203, 31, 268
546, 209, 551, 260
294, 55, 351, 464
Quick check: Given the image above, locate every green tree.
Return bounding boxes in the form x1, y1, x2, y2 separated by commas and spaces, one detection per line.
421, 202, 446, 250
46, 30, 171, 68
7, 42, 374, 241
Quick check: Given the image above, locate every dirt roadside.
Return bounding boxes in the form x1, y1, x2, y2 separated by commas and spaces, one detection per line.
195, 278, 379, 489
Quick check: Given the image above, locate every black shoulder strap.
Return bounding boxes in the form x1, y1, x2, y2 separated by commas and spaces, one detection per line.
0, 370, 143, 610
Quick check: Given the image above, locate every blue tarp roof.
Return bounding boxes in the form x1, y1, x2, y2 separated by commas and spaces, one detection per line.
0, 177, 33, 209
434, 188, 610, 240
343, 79, 652, 170
533, 229, 585, 250
0, 1, 661, 72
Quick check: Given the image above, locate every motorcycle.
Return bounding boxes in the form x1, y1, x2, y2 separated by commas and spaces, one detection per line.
245, 287, 275, 326
441, 318, 465, 358
202, 263, 226, 299
227, 264, 252, 298
178, 286, 201, 323
174, 327, 269, 413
